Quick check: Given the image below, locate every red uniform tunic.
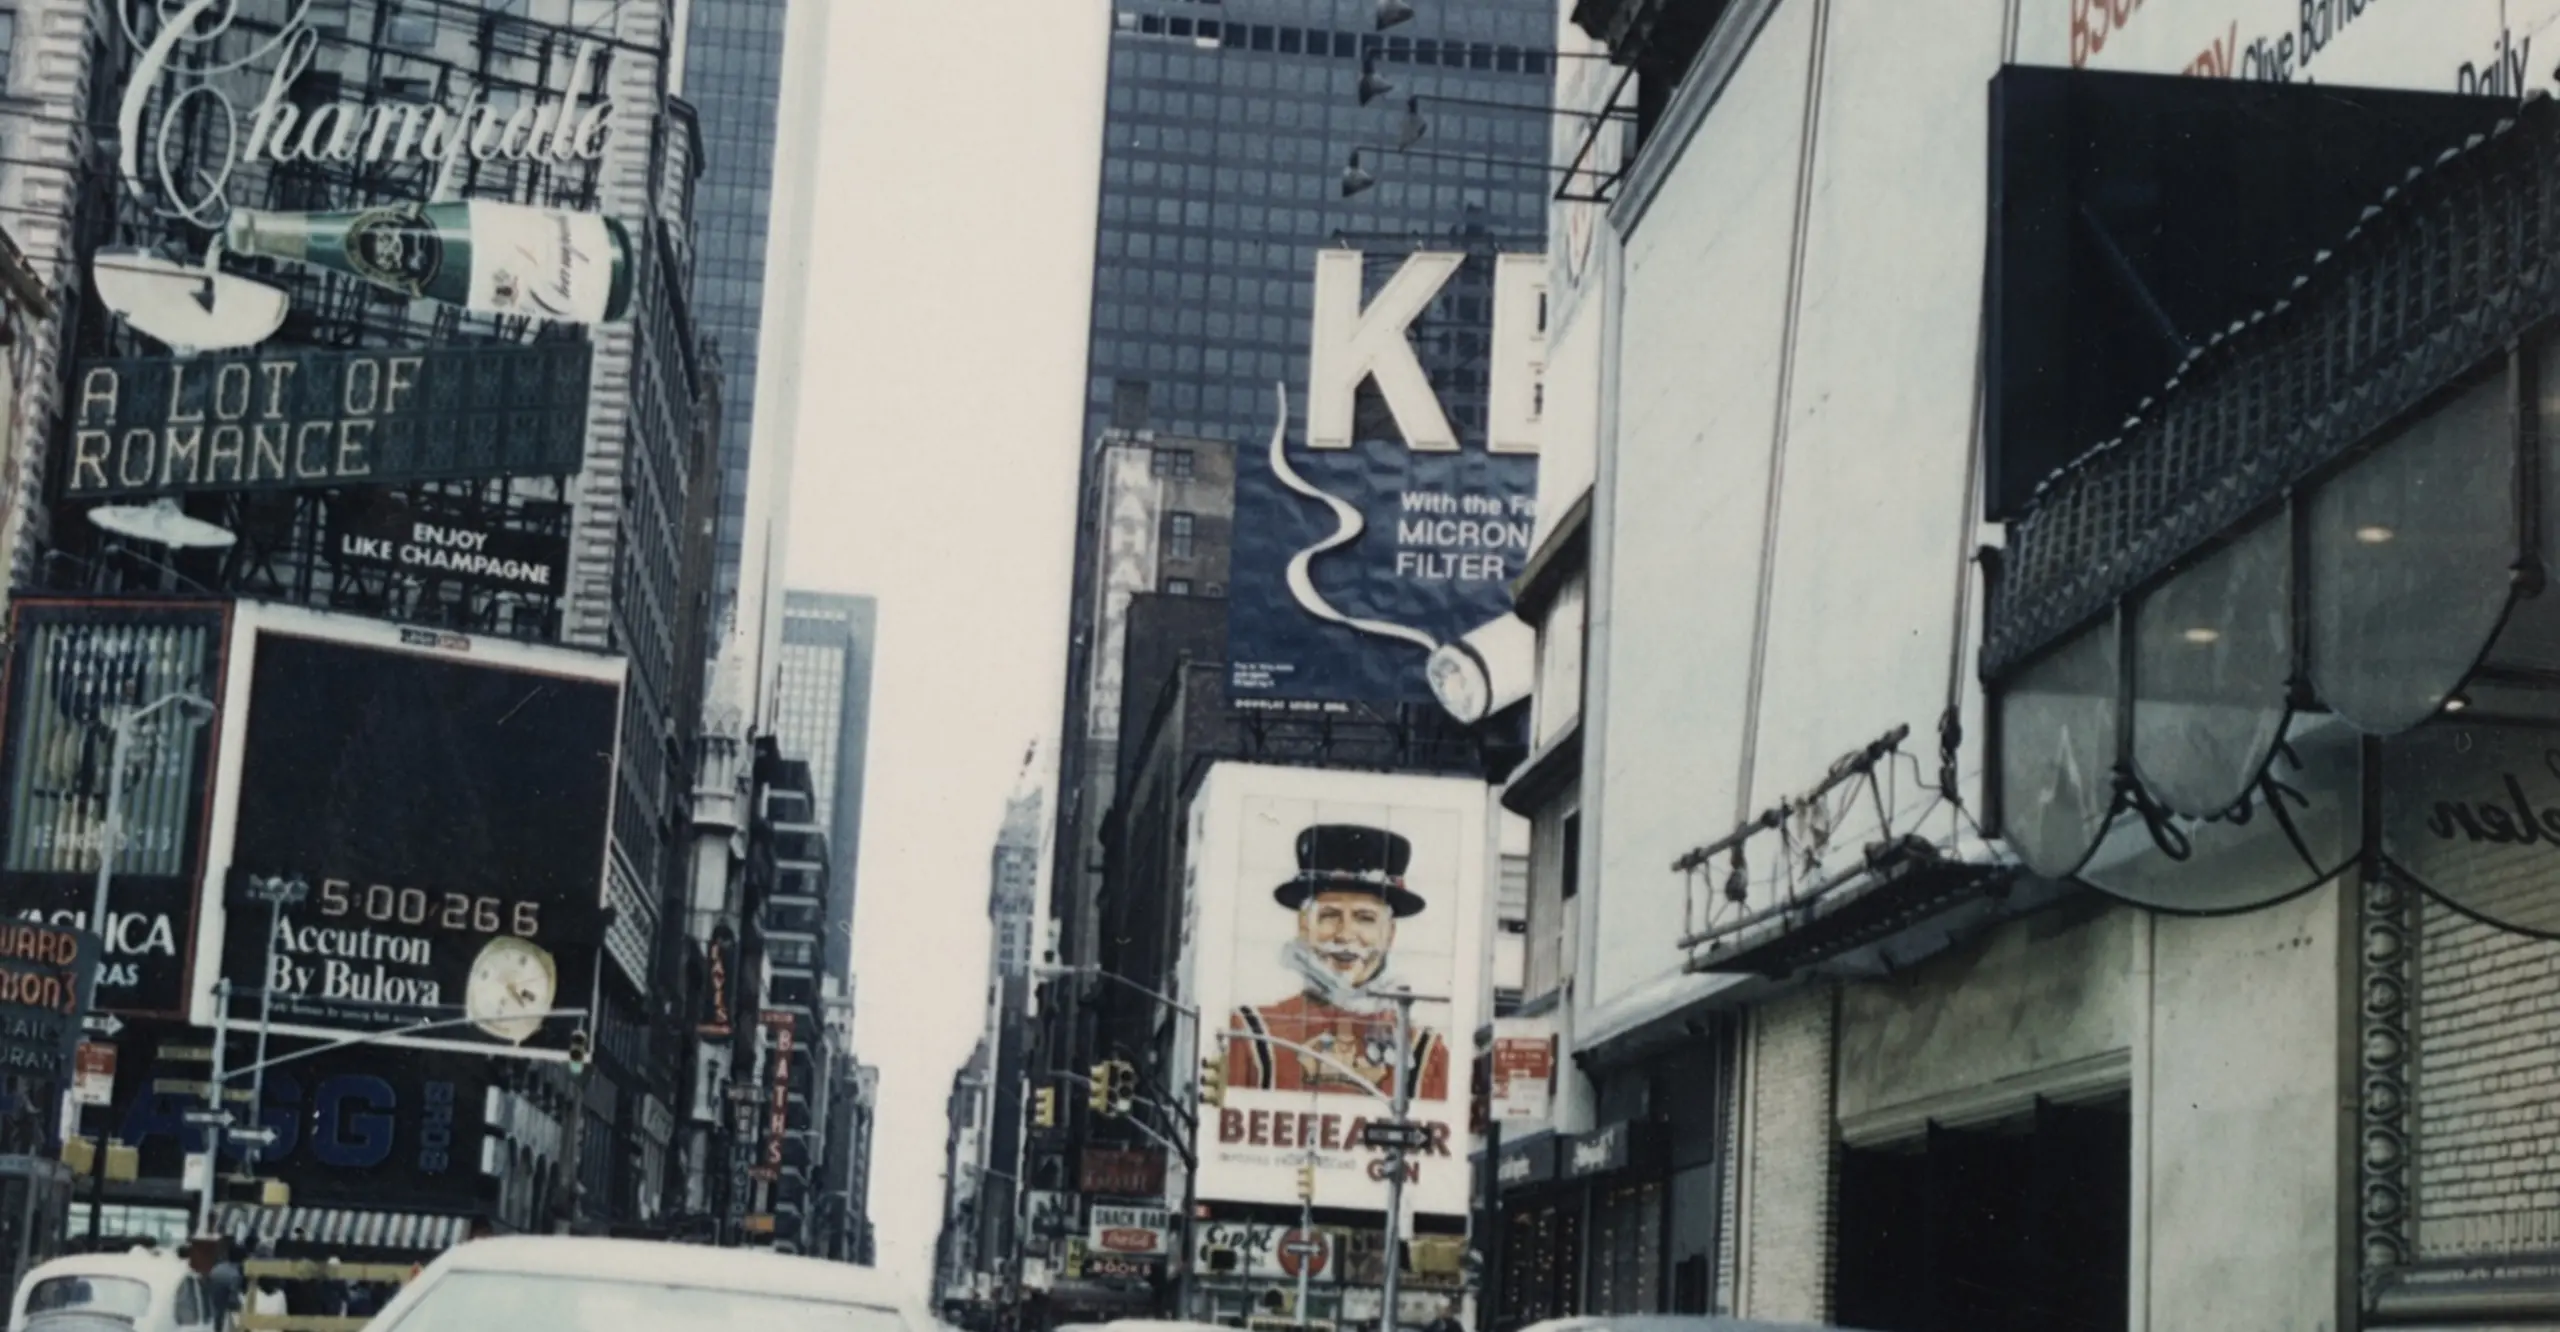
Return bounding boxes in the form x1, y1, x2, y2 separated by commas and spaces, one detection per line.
1226, 993, 1450, 1102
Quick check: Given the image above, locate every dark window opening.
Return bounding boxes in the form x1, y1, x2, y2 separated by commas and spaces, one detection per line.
1835, 1096, 2131, 1332
1112, 380, 1152, 431
1560, 813, 1581, 900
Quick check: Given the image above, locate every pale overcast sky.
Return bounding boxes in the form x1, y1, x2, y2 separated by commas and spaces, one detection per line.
785, 0, 1108, 1293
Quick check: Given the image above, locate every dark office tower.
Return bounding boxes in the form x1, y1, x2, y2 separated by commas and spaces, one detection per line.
1079, 0, 1557, 447
683, 0, 797, 626
1041, 0, 1556, 1098
774, 591, 880, 984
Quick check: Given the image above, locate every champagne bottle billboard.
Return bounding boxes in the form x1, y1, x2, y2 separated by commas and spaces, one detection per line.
224, 201, 634, 324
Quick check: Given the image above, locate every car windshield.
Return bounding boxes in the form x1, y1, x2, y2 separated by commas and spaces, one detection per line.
22, 1276, 152, 1320
383, 1272, 906, 1332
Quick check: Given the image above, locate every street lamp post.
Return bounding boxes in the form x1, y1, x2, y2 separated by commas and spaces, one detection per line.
1379, 987, 1415, 1332
83, 688, 213, 1244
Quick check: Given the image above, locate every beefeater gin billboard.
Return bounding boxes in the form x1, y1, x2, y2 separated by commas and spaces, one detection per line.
1183, 762, 1489, 1217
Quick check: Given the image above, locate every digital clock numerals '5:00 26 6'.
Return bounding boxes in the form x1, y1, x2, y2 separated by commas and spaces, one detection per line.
315, 878, 540, 939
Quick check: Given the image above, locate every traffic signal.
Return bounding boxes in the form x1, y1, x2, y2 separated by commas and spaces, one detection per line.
1088, 1063, 1114, 1114
1033, 1086, 1058, 1129
1200, 1055, 1226, 1109
566, 1030, 591, 1077
1115, 1060, 1141, 1115
1296, 1161, 1316, 1202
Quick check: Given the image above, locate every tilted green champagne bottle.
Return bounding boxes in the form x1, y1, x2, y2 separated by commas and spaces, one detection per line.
223, 199, 634, 324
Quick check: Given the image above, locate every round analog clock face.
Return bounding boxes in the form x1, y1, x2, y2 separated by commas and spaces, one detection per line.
466, 935, 558, 1045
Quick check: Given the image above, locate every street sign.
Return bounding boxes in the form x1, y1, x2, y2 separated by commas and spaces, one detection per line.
71, 1043, 114, 1107
181, 1109, 230, 1128
1276, 1229, 1331, 1279
228, 1126, 276, 1147
1358, 1121, 1433, 1151
80, 1014, 122, 1037
1089, 1204, 1172, 1256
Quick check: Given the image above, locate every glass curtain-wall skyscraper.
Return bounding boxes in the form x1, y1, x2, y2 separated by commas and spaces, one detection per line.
774, 591, 879, 985
1081, 0, 1558, 446
1045, 0, 1558, 1058
683, 0, 795, 624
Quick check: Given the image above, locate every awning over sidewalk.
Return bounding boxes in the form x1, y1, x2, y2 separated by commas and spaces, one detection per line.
213, 1204, 470, 1255
1987, 76, 2560, 933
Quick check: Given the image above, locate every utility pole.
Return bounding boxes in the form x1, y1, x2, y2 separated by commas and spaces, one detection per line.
1295, 1155, 1315, 1327
195, 981, 230, 1229
242, 875, 307, 1173
1379, 987, 1414, 1332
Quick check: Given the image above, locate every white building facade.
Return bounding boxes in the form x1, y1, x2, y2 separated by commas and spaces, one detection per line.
1509, 1, 2560, 1329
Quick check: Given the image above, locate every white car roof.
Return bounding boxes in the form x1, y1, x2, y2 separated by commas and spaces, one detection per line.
19, 1252, 188, 1286
423, 1237, 910, 1308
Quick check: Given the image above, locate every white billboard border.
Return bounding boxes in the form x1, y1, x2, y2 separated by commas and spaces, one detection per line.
1182, 760, 1493, 1218
186, 598, 630, 1062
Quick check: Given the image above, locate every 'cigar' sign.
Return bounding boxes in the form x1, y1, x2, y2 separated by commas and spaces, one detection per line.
65, 343, 594, 498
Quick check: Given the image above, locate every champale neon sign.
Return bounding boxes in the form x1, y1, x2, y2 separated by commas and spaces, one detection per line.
119, 0, 619, 227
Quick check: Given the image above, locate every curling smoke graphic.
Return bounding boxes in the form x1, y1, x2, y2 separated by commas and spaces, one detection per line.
1264, 381, 1440, 657
1261, 381, 1533, 722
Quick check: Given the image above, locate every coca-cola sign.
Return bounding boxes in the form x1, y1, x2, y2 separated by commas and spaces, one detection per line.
1089, 1205, 1172, 1256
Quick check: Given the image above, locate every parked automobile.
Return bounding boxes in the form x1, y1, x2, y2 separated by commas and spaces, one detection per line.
7, 1249, 218, 1332
362, 1236, 926, 1332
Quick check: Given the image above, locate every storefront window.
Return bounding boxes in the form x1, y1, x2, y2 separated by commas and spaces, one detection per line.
1498, 1200, 1579, 1329
1586, 1180, 1662, 1314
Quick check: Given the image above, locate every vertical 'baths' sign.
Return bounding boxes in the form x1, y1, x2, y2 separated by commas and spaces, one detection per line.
1225, 249, 1545, 711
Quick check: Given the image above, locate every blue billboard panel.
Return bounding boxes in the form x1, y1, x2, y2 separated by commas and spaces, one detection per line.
1226, 250, 1542, 709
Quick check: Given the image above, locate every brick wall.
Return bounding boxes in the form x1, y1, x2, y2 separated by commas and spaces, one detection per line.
1739, 985, 1835, 1323
2415, 899, 2560, 1257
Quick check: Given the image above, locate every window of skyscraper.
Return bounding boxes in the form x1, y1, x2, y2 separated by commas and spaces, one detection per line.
1167, 513, 1196, 560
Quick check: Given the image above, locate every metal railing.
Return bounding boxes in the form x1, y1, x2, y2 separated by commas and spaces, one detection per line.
1987, 98, 2560, 679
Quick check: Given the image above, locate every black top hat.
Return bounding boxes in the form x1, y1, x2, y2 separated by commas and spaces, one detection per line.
1273, 824, 1426, 916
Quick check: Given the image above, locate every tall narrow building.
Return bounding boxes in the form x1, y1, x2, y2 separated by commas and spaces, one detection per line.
1034, 13, 1558, 1302
679, 0, 802, 626
1050, 0, 1559, 995
773, 591, 880, 984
